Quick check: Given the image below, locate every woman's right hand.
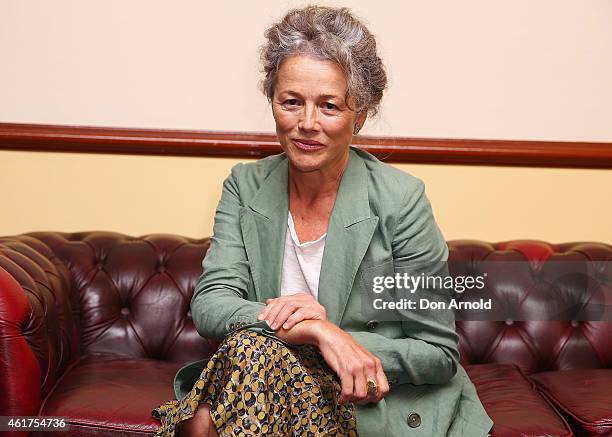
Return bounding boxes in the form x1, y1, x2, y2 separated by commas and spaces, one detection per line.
257, 293, 327, 330
312, 321, 390, 405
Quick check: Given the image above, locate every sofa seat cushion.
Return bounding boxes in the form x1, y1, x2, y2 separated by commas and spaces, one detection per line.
466, 364, 572, 437
532, 369, 612, 436
40, 355, 179, 436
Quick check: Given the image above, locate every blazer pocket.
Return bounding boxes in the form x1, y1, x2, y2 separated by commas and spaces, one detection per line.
357, 258, 396, 323
358, 258, 395, 295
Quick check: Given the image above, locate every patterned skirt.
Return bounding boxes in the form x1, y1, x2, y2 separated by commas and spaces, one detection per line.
152, 329, 357, 436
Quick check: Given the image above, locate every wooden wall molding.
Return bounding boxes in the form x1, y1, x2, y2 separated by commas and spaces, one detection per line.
1, 122, 611, 168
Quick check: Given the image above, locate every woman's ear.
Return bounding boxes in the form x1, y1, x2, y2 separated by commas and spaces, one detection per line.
354, 109, 368, 134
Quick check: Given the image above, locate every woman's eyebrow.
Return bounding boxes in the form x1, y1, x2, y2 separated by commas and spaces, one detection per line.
280, 90, 342, 101
319, 94, 343, 101
277, 90, 302, 98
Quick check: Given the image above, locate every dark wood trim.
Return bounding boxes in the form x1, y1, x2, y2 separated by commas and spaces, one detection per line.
1, 122, 611, 168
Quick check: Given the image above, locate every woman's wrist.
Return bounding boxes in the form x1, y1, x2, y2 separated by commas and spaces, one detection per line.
304, 319, 330, 346
275, 319, 329, 346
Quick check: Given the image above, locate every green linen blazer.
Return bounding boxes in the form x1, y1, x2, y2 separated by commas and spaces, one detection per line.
174, 147, 493, 436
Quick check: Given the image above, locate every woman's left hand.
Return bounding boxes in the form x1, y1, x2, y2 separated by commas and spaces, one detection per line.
257, 293, 327, 330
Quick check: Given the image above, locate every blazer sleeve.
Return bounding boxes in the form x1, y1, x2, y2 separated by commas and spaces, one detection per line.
190, 164, 276, 342
347, 179, 460, 386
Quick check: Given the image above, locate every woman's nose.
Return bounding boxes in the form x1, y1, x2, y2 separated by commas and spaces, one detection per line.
298, 104, 320, 132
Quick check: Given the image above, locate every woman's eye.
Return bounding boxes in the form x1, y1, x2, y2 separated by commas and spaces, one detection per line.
323, 102, 337, 110
284, 99, 299, 106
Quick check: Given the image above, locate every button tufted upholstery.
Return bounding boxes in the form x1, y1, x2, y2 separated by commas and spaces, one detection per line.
0, 232, 218, 436
449, 240, 612, 374
1, 233, 611, 436
449, 240, 612, 436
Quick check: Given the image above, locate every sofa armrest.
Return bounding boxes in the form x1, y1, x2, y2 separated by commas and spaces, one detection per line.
0, 266, 41, 419
0, 237, 80, 420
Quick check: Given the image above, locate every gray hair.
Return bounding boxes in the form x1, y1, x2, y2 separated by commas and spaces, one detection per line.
260, 5, 387, 116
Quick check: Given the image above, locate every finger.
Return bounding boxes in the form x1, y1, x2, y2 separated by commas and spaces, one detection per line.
375, 360, 390, 401
270, 303, 298, 330
262, 300, 285, 328
266, 299, 296, 329
258, 298, 277, 320
350, 351, 377, 404
353, 373, 370, 404
353, 365, 368, 404
282, 309, 310, 330
338, 369, 354, 405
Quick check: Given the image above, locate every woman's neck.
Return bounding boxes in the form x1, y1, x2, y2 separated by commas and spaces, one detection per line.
288, 154, 348, 206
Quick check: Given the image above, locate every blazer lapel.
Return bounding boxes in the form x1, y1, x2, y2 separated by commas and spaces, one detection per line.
239, 149, 378, 325
318, 149, 379, 326
240, 158, 289, 303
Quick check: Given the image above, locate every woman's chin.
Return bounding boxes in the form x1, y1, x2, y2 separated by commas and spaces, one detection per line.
287, 151, 352, 175
286, 153, 327, 173
288, 159, 323, 173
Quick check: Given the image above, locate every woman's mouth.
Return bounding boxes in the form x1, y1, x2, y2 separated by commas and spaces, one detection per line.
292, 139, 326, 152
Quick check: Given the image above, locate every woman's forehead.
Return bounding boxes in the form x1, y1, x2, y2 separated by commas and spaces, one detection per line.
275, 55, 348, 98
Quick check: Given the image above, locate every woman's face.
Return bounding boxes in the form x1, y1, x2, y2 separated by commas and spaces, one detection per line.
272, 54, 366, 175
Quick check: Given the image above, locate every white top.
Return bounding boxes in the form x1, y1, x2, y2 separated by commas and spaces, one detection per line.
280, 213, 326, 300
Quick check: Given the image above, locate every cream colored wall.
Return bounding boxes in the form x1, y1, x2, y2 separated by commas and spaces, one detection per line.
2, 150, 610, 242
1, 1, 611, 241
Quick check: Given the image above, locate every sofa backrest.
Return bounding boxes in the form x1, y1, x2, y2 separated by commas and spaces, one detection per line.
449, 240, 612, 374
2, 232, 611, 378
26, 231, 221, 365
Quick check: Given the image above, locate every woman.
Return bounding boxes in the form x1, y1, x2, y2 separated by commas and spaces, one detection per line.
154, 5, 493, 436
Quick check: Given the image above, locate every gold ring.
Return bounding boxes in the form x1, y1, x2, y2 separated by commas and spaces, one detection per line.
367, 379, 378, 396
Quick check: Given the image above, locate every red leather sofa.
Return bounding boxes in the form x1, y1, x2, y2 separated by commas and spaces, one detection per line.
1, 231, 611, 436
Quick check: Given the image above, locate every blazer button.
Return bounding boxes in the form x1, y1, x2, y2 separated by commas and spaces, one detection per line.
407, 412, 421, 428
229, 323, 235, 330
366, 320, 379, 330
